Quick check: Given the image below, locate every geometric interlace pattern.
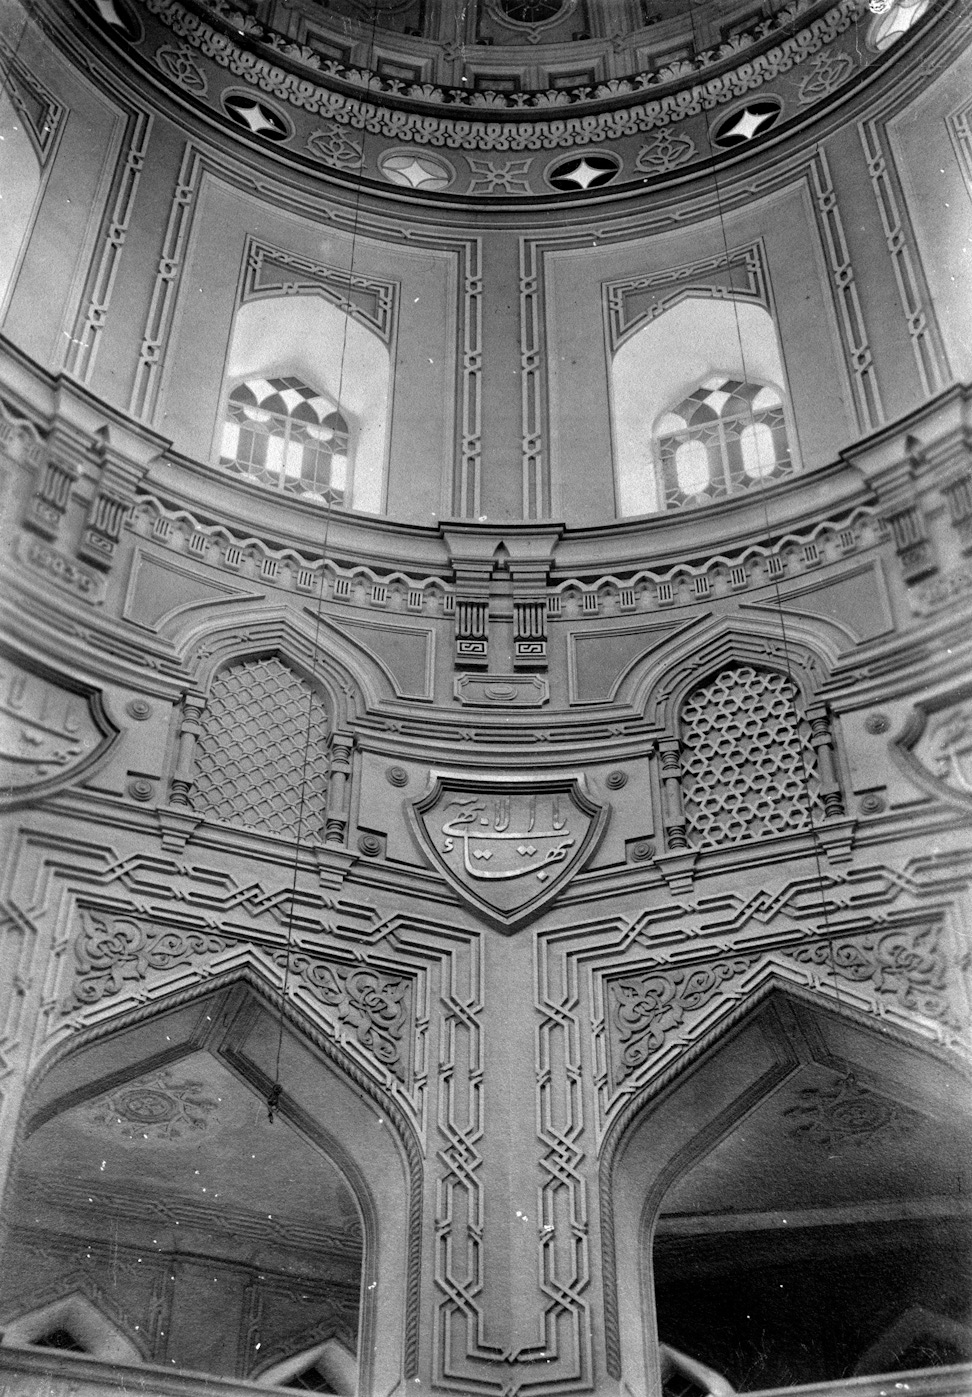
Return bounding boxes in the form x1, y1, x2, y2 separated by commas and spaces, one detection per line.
193, 657, 329, 842
681, 664, 821, 849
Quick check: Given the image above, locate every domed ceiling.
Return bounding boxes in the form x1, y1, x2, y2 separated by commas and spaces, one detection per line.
77, 0, 935, 198
234, 0, 804, 91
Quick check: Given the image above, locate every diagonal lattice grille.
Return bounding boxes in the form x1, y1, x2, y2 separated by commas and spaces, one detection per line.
681, 664, 820, 849
193, 657, 329, 842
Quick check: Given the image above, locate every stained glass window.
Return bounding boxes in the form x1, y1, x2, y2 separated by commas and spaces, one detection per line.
219, 376, 349, 504
654, 377, 794, 511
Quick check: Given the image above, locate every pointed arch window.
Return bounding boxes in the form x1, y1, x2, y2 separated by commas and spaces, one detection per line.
219, 376, 349, 505
655, 377, 793, 511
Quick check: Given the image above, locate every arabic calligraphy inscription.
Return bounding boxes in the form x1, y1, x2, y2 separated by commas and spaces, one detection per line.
0, 658, 109, 798
411, 776, 605, 928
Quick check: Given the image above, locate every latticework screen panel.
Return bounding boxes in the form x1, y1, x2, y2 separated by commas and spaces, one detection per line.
194, 657, 329, 842
681, 664, 821, 848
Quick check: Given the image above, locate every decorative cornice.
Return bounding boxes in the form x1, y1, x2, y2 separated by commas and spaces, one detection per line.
131, 489, 884, 618
142, 0, 865, 151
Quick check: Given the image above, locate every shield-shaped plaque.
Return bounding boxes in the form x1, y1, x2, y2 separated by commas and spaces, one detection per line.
409, 773, 606, 930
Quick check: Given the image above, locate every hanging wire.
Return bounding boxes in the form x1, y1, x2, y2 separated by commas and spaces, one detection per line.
267, 3, 381, 1124
684, 0, 848, 1021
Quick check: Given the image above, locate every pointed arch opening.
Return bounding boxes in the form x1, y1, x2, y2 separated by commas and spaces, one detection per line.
602, 989, 972, 1395
1, 983, 419, 1396
218, 297, 390, 515
611, 297, 797, 517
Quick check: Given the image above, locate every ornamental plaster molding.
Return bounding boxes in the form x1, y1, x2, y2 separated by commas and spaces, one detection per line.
562, 848, 972, 1137
81, 1065, 224, 1141
130, 142, 202, 423
240, 238, 399, 345
0, 32, 66, 165
602, 922, 966, 1093
129, 488, 883, 619
64, 103, 153, 385
129, 497, 455, 610
782, 1073, 925, 1150
604, 240, 770, 354
66, 911, 416, 1083
140, 0, 864, 152
858, 114, 947, 400
0, 654, 120, 807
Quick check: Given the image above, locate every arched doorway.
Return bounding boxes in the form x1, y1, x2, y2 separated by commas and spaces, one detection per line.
604, 990, 972, 1395
0, 983, 417, 1396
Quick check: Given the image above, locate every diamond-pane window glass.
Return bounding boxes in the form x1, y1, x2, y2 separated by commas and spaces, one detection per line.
194, 657, 329, 842
655, 377, 793, 511
680, 665, 821, 848
219, 376, 349, 506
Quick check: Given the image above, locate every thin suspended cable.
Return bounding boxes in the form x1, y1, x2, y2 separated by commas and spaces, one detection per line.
684, 0, 847, 1022
268, 3, 380, 1123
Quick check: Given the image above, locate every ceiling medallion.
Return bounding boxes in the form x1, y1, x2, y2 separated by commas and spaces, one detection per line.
712, 98, 783, 148
409, 773, 606, 930
783, 1075, 922, 1153
378, 150, 454, 191
83, 1069, 223, 1143
222, 91, 291, 142
546, 151, 621, 192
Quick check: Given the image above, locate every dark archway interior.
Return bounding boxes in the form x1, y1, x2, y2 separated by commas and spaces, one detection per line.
651, 1008, 972, 1392
0, 989, 363, 1390
655, 1216, 972, 1391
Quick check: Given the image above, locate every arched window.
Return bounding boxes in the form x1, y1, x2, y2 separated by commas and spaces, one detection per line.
611, 298, 799, 517
193, 656, 330, 841
219, 377, 350, 505
680, 664, 820, 848
655, 378, 793, 511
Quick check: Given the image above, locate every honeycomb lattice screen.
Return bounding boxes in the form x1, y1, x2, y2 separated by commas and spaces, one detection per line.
193, 657, 329, 842
680, 664, 821, 848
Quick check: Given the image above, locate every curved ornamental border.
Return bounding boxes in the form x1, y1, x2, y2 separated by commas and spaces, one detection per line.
71, 0, 931, 174
149, 0, 862, 119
